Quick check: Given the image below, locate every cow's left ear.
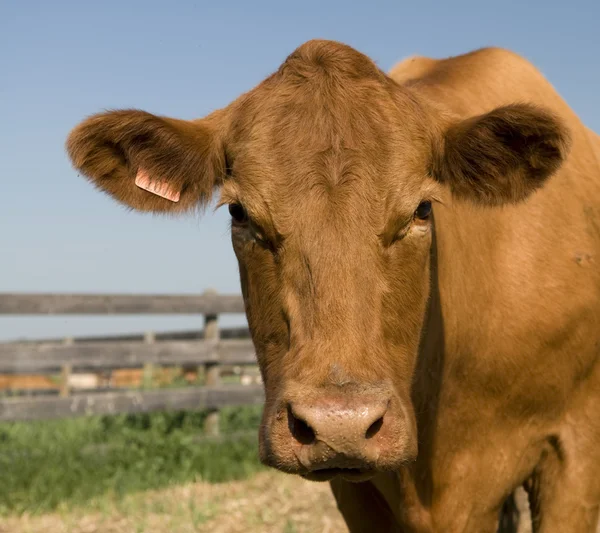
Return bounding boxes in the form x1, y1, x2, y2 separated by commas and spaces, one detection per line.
66, 108, 228, 213
432, 104, 571, 205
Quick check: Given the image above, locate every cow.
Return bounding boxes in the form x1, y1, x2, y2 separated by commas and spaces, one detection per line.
65, 40, 600, 532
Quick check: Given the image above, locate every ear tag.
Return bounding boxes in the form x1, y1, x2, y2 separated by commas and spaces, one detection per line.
135, 169, 181, 202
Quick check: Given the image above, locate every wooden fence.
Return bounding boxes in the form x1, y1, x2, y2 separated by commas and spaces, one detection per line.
0, 291, 264, 432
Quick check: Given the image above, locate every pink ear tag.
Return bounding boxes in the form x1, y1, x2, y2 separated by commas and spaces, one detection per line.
135, 169, 181, 203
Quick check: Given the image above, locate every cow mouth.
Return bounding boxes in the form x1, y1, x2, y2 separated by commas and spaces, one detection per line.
300, 468, 376, 483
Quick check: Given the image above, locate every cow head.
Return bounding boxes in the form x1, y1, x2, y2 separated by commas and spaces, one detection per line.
66, 40, 569, 482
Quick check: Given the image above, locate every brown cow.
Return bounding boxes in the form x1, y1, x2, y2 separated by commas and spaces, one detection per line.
65, 41, 600, 532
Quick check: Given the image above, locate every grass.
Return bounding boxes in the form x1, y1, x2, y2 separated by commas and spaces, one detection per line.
0, 406, 265, 515
0, 405, 347, 532
0, 470, 347, 533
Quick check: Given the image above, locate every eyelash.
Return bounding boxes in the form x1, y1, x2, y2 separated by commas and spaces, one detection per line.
228, 203, 278, 253
228, 203, 248, 225
414, 200, 432, 221
385, 200, 433, 245
228, 200, 432, 250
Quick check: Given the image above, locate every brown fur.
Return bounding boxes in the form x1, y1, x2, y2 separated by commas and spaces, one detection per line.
66, 41, 600, 532
66, 109, 226, 213
433, 103, 570, 205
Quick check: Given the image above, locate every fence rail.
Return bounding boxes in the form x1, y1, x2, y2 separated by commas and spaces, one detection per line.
0, 339, 256, 374
0, 385, 264, 422
0, 291, 260, 427
6, 326, 252, 345
0, 292, 245, 315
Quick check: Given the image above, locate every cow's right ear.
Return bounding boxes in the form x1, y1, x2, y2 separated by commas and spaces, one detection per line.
66, 109, 227, 213
431, 104, 570, 206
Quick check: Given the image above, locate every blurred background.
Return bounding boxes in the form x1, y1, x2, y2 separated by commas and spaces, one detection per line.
1, 1, 598, 531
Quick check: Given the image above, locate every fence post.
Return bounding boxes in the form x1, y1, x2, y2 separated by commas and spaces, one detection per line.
203, 289, 220, 436
142, 331, 155, 389
59, 337, 74, 398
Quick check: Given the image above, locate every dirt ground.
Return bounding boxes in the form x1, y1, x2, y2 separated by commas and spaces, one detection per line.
0, 471, 348, 533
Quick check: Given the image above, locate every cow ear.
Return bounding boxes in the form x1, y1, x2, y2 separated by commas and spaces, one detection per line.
66, 109, 227, 213
432, 104, 571, 205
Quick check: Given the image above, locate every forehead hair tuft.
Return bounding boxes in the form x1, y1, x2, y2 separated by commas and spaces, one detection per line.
277, 39, 388, 84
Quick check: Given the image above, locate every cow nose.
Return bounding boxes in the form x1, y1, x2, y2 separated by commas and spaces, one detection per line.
289, 399, 387, 444
286, 395, 390, 472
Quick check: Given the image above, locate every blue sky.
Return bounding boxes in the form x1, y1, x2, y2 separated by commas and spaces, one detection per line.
1, 0, 599, 341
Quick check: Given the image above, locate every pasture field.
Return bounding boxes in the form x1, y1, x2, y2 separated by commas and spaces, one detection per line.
0, 470, 346, 533
0, 405, 344, 531
0, 407, 264, 514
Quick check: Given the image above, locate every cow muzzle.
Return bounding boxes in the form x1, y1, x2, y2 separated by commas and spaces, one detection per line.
260, 382, 416, 482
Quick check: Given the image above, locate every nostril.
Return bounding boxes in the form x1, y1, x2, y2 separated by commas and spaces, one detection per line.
287, 405, 316, 445
365, 415, 384, 439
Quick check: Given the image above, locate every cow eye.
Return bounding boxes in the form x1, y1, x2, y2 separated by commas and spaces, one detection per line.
414, 200, 432, 221
228, 203, 248, 225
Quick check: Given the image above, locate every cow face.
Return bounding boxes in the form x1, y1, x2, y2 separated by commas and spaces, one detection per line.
66, 40, 569, 482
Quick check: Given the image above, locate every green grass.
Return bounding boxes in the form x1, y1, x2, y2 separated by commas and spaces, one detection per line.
0, 406, 265, 515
